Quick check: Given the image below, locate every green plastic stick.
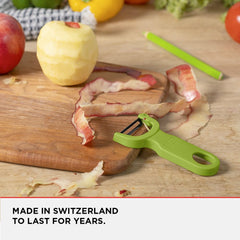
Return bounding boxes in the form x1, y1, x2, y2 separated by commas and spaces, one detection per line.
144, 31, 223, 80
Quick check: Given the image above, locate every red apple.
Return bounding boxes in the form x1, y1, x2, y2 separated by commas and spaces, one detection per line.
0, 13, 25, 74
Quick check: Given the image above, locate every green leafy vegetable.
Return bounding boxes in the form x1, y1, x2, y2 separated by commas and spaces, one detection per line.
222, 0, 240, 21
154, 0, 240, 18
223, 0, 240, 8
154, 0, 212, 18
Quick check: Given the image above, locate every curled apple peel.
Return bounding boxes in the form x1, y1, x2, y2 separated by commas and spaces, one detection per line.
72, 64, 210, 145
166, 64, 201, 102
72, 76, 157, 145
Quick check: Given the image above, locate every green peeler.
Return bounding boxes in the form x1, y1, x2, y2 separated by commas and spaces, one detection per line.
113, 113, 220, 176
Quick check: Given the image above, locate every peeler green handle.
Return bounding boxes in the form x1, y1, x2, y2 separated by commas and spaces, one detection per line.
113, 113, 220, 176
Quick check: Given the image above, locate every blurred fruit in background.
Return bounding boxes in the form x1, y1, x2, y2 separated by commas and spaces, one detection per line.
0, 13, 25, 74
11, 0, 33, 9
225, 2, 240, 43
68, 0, 124, 22
11, 0, 63, 9
31, 0, 63, 8
125, 0, 150, 4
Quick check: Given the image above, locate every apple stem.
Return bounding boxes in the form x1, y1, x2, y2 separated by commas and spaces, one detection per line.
65, 22, 80, 28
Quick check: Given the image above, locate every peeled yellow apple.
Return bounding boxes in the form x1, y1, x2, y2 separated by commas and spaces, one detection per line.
37, 21, 98, 86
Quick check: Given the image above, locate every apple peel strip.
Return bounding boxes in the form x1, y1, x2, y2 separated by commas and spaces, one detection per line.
166, 64, 201, 102
72, 64, 207, 145
162, 65, 211, 139
72, 75, 157, 144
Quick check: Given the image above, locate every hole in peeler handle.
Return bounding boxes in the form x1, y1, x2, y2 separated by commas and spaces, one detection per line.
192, 153, 211, 165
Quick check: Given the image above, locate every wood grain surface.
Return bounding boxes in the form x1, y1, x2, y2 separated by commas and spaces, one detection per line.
0, 52, 168, 175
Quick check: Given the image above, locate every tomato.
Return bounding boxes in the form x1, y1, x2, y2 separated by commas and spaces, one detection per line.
125, 0, 149, 4
225, 2, 240, 43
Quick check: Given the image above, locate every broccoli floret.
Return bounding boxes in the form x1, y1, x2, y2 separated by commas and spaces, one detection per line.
223, 0, 240, 8
154, 0, 212, 18
154, 0, 240, 18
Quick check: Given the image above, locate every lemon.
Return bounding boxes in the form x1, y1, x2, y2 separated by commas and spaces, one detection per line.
68, 0, 124, 22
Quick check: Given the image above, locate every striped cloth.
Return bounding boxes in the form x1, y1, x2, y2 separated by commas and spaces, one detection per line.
0, 0, 96, 40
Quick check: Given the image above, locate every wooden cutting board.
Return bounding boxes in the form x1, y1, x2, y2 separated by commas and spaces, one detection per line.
0, 52, 168, 175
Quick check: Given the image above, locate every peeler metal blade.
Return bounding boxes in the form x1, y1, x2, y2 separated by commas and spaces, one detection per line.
120, 118, 143, 135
